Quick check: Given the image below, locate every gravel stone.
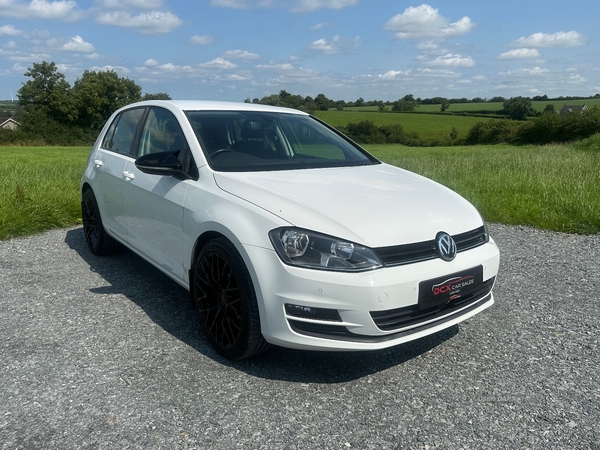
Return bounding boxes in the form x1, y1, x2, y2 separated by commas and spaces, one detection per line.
0, 224, 598, 449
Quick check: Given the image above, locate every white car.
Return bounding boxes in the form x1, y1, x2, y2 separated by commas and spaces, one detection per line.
81, 100, 500, 360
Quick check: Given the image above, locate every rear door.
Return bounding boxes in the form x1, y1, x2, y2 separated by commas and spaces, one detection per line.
93, 107, 145, 242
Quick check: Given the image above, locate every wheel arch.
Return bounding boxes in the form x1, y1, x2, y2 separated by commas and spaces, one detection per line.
188, 230, 231, 307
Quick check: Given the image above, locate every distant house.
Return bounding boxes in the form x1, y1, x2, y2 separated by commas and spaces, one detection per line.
559, 104, 589, 115
0, 117, 20, 130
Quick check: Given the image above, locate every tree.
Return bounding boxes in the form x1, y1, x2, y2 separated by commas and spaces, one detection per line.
440, 98, 450, 112
17, 61, 75, 123
73, 70, 142, 130
503, 97, 535, 121
143, 92, 172, 100
314, 93, 331, 111
392, 98, 417, 112
543, 104, 556, 114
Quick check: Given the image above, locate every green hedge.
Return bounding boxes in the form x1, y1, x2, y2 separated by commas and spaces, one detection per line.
466, 107, 600, 145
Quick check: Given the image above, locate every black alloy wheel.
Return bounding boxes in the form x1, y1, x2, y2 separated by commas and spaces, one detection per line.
193, 238, 270, 360
81, 189, 121, 256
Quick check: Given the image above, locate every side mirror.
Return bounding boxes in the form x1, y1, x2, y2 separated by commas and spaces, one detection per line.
135, 151, 190, 180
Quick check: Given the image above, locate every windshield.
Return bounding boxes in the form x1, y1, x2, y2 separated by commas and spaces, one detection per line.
185, 110, 379, 172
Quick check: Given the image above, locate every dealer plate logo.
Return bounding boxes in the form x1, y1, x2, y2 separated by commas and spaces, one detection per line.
436, 232, 457, 262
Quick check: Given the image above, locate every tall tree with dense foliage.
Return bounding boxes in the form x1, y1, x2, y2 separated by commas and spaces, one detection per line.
503, 97, 536, 121
73, 70, 142, 130
17, 61, 75, 123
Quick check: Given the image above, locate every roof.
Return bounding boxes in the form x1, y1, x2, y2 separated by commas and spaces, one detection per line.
123, 100, 308, 115
559, 104, 588, 114
0, 117, 20, 126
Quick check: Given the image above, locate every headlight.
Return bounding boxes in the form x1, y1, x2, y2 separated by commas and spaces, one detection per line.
269, 228, 382, 272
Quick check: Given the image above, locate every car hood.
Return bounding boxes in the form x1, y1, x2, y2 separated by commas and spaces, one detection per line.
213, 164, 483, 247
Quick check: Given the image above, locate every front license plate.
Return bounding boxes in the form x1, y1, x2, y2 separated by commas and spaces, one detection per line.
418, 266, 483, 309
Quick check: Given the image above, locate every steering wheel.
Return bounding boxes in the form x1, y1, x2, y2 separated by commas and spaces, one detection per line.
210, 148, 234, 157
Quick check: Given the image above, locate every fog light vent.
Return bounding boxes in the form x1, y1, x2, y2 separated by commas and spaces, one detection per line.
285, 304, 342, 322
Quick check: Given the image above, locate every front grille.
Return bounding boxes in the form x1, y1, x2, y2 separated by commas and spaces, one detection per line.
370, 276, 495, 332
374, 226, 487, 267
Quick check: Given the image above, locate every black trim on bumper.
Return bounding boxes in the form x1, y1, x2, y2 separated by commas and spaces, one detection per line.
288, 288, 494, 344
372, 276, 495, 331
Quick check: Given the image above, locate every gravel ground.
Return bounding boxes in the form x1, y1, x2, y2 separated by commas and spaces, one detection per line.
0, 224, 598, 449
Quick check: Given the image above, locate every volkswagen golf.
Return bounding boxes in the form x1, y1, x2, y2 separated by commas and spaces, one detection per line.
81, 100, 500, 360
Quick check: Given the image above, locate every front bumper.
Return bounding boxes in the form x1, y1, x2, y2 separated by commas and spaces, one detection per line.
242, 238, 500, 351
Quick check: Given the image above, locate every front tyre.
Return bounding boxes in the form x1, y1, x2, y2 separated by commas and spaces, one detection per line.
193, 238, 270, 360
81, 189, 121, 256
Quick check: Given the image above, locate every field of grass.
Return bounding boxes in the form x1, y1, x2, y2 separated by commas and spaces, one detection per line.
0, 146, 90, 240
343, 98, 600, 114
1, 143, 598, 240
365, 143, 600, 234
314, 110, 488, 141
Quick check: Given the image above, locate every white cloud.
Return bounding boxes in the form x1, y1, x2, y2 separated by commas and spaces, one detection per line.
509, 31, 586, 48
258, 62, 296, 71
98, 0, 164, 9
89, 64, 131, 75
190, 35, 216, 45
417, 40, 442, 52
379, 70, 405, 81
292, 0, 358, 13
8, 51, 52, 62
500, 67, 550, 76
0, 25, 22, 36
199, 57, 237, 69
428, 53, 474, 67
257, 63, 319, 82
61, 35, 95, 53
223, 50, 260, 60
307, 35, 361, 55
569, 73, 586, 83
210, 0, 357, 12
96, 10, 182, 34
384, 4, 473, 40
144, 59, 159, 67
497, 48, 541, 60
0, 0, 84, 21
210, 0, 252, 8
310, 22, 334, 30
375, 68, 458, 83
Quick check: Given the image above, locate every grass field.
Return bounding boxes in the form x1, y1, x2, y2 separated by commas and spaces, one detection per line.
344, 98, 600, 115
0, 146, 90, 240
314, 110, 489, 141
1, 143, 598, 240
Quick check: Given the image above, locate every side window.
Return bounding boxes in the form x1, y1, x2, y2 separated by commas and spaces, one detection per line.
138, 108, 197, 179
101, 108, 144, 155
139, 108, 186, 157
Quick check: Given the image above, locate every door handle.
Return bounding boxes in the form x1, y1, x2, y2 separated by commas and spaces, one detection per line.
123, 171, 135, 181
93, 159, 103, 167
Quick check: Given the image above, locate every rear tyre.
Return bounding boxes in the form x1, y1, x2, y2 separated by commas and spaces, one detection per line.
81, 189, 121, 256
193, 238, 270, 360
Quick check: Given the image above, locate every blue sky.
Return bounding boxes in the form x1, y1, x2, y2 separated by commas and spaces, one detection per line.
0, 0, 599, 102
